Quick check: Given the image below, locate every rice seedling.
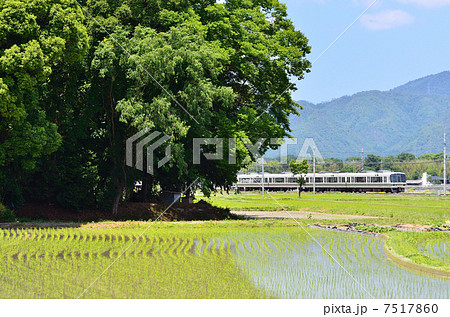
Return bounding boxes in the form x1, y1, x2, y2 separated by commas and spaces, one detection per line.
0, 226, 448, 299
232, 229, 449, 298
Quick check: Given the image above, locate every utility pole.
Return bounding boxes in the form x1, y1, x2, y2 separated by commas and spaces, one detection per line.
444, 133, 447, 196
261, 156, 265, 198
360, 148, 364, 172
313, 146, 316, 194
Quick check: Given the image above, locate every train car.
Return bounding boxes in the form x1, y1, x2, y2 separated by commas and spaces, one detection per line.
236, 171, 406, 193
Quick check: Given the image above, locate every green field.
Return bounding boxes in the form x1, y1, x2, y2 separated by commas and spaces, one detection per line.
0, 226, 265, 298
1, 192, 449, 298
202, 192, 450, 225
0, 225, 449, 298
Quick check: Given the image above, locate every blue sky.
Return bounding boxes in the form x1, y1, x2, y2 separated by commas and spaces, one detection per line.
283, 0, 450, 103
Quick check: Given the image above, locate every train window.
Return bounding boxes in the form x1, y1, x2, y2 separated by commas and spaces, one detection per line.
384, 177, 387, 183
371, 177, 382, 183
327, 177, 338, 183
390, 174, 406, 183
347, 177, 351, 183
315, 177, 323, 183
253, 178, 261, 183
288, 177, 297, 183
355, 177, 366, 183
274, 177, 285, 183
240, 178, 250, 184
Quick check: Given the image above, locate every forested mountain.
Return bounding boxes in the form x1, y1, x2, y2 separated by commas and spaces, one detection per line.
285, 72, 450, 159
391, 71, 450, 97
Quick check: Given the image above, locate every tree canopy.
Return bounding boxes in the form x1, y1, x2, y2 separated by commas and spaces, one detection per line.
0, 0, 311, 213
0, 0, 88, 204
289, 159, 308, 197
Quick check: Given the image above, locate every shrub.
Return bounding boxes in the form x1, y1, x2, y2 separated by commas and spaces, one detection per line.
355, 224, 396, 233
0, 203, 15, 222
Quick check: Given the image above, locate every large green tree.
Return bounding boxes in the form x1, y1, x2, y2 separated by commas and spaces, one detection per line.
0, 0, 88, 205
75, 0, 311, 213
13, 0, 311, 214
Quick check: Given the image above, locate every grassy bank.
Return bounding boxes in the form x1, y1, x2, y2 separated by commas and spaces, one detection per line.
384, 231, 450, 276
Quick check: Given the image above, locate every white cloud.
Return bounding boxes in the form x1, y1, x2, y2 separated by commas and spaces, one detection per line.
353, 0, 380, 5
396, 0, 450, 8
360, 9, 414, 30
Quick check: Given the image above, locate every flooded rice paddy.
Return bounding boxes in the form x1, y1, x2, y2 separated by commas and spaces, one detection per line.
422, 240, 449, 264
0, 227, 448, 298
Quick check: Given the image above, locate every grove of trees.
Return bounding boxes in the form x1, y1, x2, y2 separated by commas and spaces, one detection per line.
0, 0, 311, 213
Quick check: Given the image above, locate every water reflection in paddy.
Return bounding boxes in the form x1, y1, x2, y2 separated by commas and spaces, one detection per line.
223, 229, 449, 298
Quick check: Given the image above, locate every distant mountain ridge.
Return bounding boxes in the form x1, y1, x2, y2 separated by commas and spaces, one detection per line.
280, 71, 450, 159
391, 71, 450, 97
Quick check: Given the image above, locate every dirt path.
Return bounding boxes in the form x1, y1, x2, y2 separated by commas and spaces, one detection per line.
231, 210, 381, 220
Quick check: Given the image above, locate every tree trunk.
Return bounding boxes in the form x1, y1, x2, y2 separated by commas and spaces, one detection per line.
112, 191, 121, 215
142, 177, 148, 202
185, 187, 191, 203
112, 183, 124, 215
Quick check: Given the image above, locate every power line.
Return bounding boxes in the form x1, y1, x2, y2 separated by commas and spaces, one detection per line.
246, 159, 446, 166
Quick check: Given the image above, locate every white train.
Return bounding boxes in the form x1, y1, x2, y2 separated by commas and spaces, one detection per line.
236, 171, 407, 193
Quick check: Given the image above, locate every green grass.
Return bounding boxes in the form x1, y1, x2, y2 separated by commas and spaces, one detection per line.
201, 192, 450, 225
354, 224, 396, 233
385, 231, 450, 272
